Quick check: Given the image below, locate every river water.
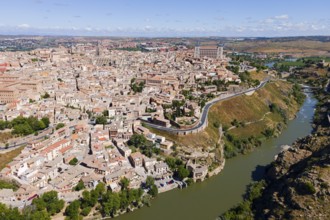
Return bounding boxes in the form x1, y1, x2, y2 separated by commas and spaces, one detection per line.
117, 93, 317, 220
265, 58, 298, 69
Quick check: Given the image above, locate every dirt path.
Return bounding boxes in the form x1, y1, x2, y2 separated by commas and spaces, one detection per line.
227, 111, 271, 131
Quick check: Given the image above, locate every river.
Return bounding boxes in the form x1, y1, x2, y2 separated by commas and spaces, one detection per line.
265, 58, 298, 68
117, 92, 317, 220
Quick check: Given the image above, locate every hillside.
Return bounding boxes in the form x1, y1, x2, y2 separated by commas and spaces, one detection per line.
227, 39, 330, 57
220, 70, 330, 220
253, 128, 330, 219
0, 146, 24, 170
148, 80, 303, 158
252, 74, 330, 220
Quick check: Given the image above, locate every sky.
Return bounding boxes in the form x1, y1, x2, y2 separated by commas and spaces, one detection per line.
1, 0, 330, 37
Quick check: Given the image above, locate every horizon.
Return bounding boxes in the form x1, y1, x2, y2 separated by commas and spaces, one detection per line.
1, 34, 330, 38
1, 0, 330, 37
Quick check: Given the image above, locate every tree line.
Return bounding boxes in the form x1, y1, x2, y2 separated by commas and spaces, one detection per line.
65, 178, 158, 219
0, 178, 159, 220
0, 190, 64, 220
0, 116, 50, 136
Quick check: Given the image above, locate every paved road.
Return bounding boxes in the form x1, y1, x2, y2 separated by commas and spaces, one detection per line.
0, 79, 270, 150
142, 78, 269, 133
0, 126, 53, 150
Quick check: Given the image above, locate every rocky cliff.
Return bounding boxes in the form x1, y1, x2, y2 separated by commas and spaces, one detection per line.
220, 78, 330, 220
254, 129, 330, 219
253, 86, 330, 220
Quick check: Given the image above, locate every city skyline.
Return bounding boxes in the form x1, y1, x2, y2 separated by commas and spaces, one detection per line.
1, 0, 330, 37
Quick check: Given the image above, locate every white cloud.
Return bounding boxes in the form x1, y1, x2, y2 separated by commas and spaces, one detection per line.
0, 18, 329, 37
17, 24, 30, 28
274, 14, 289, 20
144, 25, 152, 31
264, 18, 274, 23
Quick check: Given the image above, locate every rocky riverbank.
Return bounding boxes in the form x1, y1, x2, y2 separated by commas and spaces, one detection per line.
254, 128, 330, 219
220, 77, 330, 220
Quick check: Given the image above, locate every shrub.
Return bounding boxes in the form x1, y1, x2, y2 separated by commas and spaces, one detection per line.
297, 181, 316, 195
55, 123, 65, 130
213, 121, 220, 128
81, 206, 91, 216
69, 158, 78, 166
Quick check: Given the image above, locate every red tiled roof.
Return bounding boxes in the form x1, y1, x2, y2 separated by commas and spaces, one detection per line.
41, 139, 70, 155
59, 145, 73, 154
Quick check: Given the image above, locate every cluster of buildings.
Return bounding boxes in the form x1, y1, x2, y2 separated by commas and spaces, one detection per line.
0, 39, 240, 208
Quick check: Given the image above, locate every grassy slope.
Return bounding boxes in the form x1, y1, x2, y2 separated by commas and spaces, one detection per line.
148, 80, 300, 151
0, 146, 24, 170
211, 81, 299, 138
249, 71, 268, 81
0, 132, 13, 144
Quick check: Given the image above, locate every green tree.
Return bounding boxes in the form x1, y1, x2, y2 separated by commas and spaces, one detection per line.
32, 191, 64, 216
130, 81, 145, 93
101, 191, 114, 216
9, 116, 49, 136
141, 194, 151, 207
41, 191, 65, 215
112, 193, 121, 215
55, 123, 65, 130
102, 200, 113, 216
69, 158, 78, 166
29, 210, 51, 220
95, 182, 106, 196
89, 189, 98, 207
0, 180, 19, 191
81, 190, 92, 208
199, 100, 206, 109
119, 190, 129, 209
148, 185, 158, 197
165, 157, 183, 170
73, 181, 85, 191
41, 117, 50, 128
213, 121, 220, 128
120, 177, 130, 190
95, 115, 107, 125
145, 176, 155, 189
32, 197, 46, 211
176, 166, 190, 180
64, 200, 80, 219
165, 157, 176, 170
27, 117, 45, 131
80, 206, 91, 216
102, 110, 109, 117
0, 203, 24, 220
128, 134, 147, 148
262, 128, 274, 138
0, 120, 8, 130
41, 92, 50, 99
12, 122, 34, 136
127, 189, 138, 204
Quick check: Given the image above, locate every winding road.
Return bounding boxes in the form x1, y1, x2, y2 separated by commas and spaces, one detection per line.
142, 78, 270, 134
0, 126, 53, 151
1, 79, 270, 150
